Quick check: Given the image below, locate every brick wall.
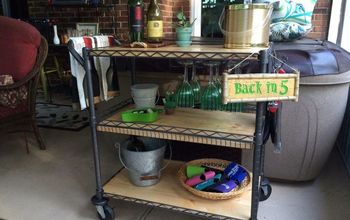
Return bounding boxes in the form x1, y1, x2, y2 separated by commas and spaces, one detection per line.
27, 0, 189, 39
307, 0, 331, 40
27, 0, 331, 40
28, 0, 120, 35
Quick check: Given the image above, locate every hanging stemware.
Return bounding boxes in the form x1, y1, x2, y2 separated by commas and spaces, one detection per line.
176, 60, 195, 108
222, 61, 246, 112
200, 61, 221, 110
214, 63, 222, 95
189, 61, 201, 105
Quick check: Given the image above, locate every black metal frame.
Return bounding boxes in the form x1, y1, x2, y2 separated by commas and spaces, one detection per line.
82, 46, 269, 220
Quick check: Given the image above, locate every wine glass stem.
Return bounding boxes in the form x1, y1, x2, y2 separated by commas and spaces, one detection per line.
192, 63, 196, 81
215, 65, 219, 78
184, 64, 189, 83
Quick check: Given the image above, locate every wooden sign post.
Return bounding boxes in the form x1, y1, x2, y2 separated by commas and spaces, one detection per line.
222, 72, 300, 104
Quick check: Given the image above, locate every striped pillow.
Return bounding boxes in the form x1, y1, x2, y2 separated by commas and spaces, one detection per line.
271, 0, 317, 26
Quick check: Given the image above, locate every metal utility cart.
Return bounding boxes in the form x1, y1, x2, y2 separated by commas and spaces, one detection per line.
81, 44, 290, 220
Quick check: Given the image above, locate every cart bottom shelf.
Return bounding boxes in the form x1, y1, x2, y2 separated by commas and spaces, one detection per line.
104, 160, 251, 220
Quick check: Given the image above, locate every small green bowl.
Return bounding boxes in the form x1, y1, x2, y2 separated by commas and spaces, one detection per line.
121, 108, 163, 123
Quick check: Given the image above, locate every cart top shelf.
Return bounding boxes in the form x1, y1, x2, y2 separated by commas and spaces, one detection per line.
88, 44, 268, 60
97, 105, 256, 149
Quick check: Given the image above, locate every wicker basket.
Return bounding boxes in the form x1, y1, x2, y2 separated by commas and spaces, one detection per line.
177, 158, 251, 200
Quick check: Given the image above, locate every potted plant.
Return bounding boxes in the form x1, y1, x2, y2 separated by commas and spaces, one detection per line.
163, 90, 177, 114
164, 101, 176, 114
174, 8, 196, 47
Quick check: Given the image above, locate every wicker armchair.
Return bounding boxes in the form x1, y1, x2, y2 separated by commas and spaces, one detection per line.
0, 17, 48, 153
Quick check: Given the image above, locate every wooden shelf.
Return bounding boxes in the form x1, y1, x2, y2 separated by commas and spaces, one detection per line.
89, 44, 268, 60
104, 160, 251, 220
97, 105, 255, 149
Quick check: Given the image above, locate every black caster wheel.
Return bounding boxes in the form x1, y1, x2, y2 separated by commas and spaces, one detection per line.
259, 181, 272, 201
97, 205, 115, 220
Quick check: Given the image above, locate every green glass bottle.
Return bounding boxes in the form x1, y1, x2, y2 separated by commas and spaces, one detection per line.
128, 0, 145, 42
147, 0, 163, 43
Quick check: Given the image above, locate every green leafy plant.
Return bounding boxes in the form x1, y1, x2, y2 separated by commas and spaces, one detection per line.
163, 90, 177, 109
174, 8, 197, 28
164, 101, 177, 109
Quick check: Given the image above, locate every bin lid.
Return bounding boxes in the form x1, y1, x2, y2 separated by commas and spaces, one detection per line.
272, 38, 350, 78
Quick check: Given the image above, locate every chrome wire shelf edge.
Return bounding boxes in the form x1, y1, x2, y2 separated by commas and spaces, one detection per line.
97, 120, 254, 149
89, 49, 259, 60
104, 193, 242, 220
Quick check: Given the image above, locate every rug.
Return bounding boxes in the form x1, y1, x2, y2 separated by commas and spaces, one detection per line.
36, 103, 89, 131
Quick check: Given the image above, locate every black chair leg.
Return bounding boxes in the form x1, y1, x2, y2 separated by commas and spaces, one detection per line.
31, 119, 46, 150
24, 132, 30, 154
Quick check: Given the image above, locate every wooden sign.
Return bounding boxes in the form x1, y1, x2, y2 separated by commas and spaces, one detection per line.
222, 72, 299, 104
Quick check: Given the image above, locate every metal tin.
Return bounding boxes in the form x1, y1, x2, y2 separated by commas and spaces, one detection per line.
220, 3, 273, 48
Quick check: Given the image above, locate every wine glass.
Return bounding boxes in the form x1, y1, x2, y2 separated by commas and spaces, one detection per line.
213, 63, 222, 95
176, 60, 195, 108
189, 61, 201, 105
200, 61, 221, 110
222, 61, 246, 112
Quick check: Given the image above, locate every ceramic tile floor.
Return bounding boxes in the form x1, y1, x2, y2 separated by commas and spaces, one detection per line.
0, 127, 349, 220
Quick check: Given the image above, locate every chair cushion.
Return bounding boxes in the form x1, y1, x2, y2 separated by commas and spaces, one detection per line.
0, 75, 14, 85
0, 85, 28, 109
0, 102, 28, 120
0, 16, 41, 81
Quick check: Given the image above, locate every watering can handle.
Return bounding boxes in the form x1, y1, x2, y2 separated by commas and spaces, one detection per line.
115, 142, 129, 172
160, 141, 172, 171
218, 4, 273, 36
115, 141, 172, 174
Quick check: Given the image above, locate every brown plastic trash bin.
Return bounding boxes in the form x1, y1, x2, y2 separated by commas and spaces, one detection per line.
242, 40, 350, 181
